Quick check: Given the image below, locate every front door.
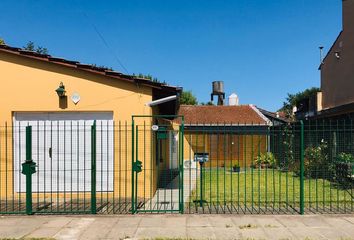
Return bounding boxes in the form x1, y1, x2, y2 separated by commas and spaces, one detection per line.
131, 116, 184, 213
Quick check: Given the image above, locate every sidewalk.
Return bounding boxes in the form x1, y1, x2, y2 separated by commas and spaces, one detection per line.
0, 214, 353, 240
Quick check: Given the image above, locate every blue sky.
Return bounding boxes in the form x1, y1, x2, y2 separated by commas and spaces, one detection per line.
0, 0, 342, 111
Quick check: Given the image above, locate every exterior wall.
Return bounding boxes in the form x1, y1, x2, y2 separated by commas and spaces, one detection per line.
321, 0, 354, 109
183, 132, 267, 168
0, 51, 153, 123
0, 51, 155, 200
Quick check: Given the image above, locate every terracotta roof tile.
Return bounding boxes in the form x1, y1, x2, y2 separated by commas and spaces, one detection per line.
178, 105, 269, 125
0, 44, 179, 91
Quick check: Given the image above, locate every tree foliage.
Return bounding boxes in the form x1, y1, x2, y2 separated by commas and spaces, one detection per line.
279, 87, 320, 117
91, 64, 113, 71
200, 101, 214, 106
180, 90, 198, 105
23, 41, 49, 54
132, 73, 165, 84
0, 38, 5, 45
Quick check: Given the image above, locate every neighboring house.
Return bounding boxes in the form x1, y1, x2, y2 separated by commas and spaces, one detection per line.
177, 105, 272, 168
256, 107, 290, 126
307, 0, 354, 119
0, 44, 181, 204
320, 0, 354, 115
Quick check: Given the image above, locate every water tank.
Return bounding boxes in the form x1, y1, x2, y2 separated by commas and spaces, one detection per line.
228, 93, 239, 106
212, 81, 224, 94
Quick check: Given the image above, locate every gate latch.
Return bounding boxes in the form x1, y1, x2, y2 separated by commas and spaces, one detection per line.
133, 160, 143, 173
22, 160, 37, 175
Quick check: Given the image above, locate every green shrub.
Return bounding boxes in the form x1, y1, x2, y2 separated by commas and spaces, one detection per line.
336, 152, 354, 164
302, 140, 334, 179
335, 153, 354, 186
255, 152, 277, 168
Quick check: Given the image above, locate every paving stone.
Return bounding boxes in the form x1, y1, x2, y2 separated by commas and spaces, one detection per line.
54, 217, 95, 240
115, 216, 142, 227
322, 216, 354, 229
139, 215, 167, 227
287, 226, 327, 240
78, 217, 118, 240
208, 215, 237, 227
105, 227, 137, 240
187, 226, 217, 239
187, 215, 212, 227
0, 214, 353, 240
262, 227, 297, 240
0, 217, 49, 239
42, 216, 73, 228
135, 226, 187, 239
344, 216, 354, 224
164, 215, 187, 227
255, 216, 284, 228
274, 215, 307, 228
27, 227, 61, 238
300, 215, 331, 227
311, 227, 352, 240
238, 227, 268, 240
212, 227, 242, 240
230, 215, 262, 228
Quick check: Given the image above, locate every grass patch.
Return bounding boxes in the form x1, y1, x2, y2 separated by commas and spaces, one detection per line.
190, 168, 353, 208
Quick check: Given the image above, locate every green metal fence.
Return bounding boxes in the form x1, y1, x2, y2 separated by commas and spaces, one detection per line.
184, 120, 353, 214
0, 118, 353, 215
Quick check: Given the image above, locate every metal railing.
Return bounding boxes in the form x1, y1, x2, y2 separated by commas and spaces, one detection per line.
0, 118, 352, 215
185, 120, 353, 214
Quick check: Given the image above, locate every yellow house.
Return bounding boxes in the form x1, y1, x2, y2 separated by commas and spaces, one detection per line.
178, 105, 272, 169
0, 44, 182, 214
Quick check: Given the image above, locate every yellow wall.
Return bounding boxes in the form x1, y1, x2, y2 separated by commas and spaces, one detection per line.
0, 51, 156, 201
183, 132, 267, 168
0, 51, 153, 123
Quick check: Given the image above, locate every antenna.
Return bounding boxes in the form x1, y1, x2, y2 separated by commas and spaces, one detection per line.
319, 46, 324, 64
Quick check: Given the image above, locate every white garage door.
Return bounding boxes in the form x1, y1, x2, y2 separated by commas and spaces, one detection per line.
13, 112, 114, 193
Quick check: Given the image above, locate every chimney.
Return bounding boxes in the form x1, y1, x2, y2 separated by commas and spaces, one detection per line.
342, 0, 354, 33
228, 93, 239, 106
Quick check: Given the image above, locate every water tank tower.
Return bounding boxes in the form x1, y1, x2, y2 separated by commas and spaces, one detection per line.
211, 81, 225, 106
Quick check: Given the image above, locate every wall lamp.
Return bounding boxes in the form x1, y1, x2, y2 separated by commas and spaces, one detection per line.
55, 82, 66, 98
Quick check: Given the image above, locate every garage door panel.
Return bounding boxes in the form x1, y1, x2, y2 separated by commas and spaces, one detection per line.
13, 112, 114, 193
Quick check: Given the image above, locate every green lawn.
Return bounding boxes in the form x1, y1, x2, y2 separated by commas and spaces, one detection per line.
189, 168, 353, 210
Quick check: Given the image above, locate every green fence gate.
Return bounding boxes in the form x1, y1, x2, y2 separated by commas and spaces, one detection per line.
131, 115, 185, 213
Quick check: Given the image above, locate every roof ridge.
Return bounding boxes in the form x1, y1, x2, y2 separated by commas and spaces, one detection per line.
249, 104, 272, 126
0, 43, 179, 90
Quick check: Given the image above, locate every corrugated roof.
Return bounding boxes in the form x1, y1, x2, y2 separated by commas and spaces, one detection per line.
0, 44, 178, 91
177, 105, 270, 125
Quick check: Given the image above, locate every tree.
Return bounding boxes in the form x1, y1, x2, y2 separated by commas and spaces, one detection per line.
200, 101, 214, 106
0, 38, 5, 45
279, 87, 320, 118
91, 64, 113, 71
180, 90, 198, 105
132, 73, 165, 84
23, 41, 49, 54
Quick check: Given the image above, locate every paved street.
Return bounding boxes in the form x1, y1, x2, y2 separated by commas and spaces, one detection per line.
0, 214, 353, 240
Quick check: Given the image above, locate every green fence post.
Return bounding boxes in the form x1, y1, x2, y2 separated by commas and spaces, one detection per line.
300, 120, 305, 215
91, 122, 97, 214
25, 126, 33, 215
180, 122, 184, 214
131, 119, 135, 214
